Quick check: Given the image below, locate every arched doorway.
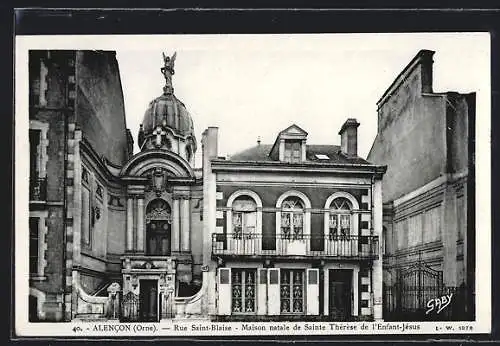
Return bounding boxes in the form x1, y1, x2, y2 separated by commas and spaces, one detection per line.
145, 199, 171, 256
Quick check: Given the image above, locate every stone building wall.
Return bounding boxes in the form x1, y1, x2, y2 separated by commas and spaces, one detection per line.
368, 50, 475, 319
76, 51, 131, 166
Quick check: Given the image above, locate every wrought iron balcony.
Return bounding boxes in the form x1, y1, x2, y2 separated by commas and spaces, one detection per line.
29, 177, 47, 201
212, 233, 379, 259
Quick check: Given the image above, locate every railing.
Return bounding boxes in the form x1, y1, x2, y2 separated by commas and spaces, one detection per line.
30, 177, 47, 201
212, 233, 379, 259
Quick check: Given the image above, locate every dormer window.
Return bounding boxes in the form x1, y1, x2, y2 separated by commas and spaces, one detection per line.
284, 141, 302, 163
268, 124, 308, 162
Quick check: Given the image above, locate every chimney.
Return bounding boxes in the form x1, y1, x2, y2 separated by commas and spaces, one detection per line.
419, 49, 434, 94
339, 118, 360, 157
201, 127, 219, 164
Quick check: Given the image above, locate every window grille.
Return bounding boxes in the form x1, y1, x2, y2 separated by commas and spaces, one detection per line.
329, 197, 352, 239
231, 269, 256, 313
280, 269, 304, 313
281, 197, 304, 240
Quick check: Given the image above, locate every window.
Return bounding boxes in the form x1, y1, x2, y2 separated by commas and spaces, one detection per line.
146, 199, 172, 256
232, 196, 257, 239
29, 128, 47, 201
328, 197, 352, 239
284, 141, 301, 163
29, 217, 39, 274
29, 130, 41, 178
315, 154, 330, 160
280, 269, 304, 313
281, 197, 304, 240
29, 53, 48, 107
231, 269, 256, 313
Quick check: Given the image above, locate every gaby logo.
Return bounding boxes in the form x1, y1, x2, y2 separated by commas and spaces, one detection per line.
426, 293, 454, 315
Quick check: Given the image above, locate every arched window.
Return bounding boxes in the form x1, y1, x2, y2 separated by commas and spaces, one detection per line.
328, 197, 353, 239
146, 199, 171, 256
281, 196, 305, 240
232, 196, 257, 239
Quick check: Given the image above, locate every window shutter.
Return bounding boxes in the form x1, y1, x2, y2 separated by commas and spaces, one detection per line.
267, 268, 280, 315
257, 269, 267, 315
306, 268, 319, 315
217, 268, 231, 315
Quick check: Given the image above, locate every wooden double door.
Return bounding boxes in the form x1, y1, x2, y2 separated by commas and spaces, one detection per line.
329, 269, 353, 321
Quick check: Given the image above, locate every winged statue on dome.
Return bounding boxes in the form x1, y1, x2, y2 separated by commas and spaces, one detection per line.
161, 51, 176, 80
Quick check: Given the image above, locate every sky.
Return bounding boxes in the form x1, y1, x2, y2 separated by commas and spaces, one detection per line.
112, 33, 489, 168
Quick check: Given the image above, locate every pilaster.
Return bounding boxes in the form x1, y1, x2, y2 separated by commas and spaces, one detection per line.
126, 197, 134, 252
172, 197, 180, 253
443, 183, 458, 286
180, 196, 191, 252
136, 197, 144, 253
372, 179, 383, 321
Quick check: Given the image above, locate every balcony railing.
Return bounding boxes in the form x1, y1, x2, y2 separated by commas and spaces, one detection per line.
212, 233, 379, 259
29, 177, 47, 201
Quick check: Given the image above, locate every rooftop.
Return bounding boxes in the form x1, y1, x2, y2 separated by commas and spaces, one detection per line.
227, 144, 371, 165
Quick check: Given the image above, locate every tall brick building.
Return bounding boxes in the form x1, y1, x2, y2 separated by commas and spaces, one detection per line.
367, 50, 475, 320
28, 50, 134, 321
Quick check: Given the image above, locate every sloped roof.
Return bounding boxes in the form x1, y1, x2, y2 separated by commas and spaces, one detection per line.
228, 144, 371, 165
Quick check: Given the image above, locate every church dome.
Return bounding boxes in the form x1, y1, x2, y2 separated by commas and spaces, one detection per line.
141, 92, 195, 139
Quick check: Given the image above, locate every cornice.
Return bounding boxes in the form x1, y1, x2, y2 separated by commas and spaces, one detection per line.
211, 159, 387, 177
80, 138, 121, 184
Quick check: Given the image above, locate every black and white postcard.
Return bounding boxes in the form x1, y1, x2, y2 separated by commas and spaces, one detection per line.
14, 32, 491, 337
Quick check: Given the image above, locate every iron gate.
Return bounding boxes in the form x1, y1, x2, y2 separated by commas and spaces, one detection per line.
384, 261, 466, 321
160, 291, 174, 319
121, 291, 140, 322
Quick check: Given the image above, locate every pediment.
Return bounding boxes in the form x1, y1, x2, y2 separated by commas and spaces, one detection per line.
280, 124, 308, 137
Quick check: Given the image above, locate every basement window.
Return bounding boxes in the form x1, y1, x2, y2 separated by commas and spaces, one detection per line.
315, 154, 330, 160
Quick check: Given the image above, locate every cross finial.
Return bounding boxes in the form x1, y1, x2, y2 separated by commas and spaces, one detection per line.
153, 126, 167, 147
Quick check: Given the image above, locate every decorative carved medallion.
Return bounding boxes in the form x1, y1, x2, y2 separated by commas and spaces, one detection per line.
143, 261, 154, 269
145, 198, 172, 224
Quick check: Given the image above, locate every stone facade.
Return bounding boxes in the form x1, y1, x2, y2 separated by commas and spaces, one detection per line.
367, 50, 475, 320
28, 49, 464, 323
